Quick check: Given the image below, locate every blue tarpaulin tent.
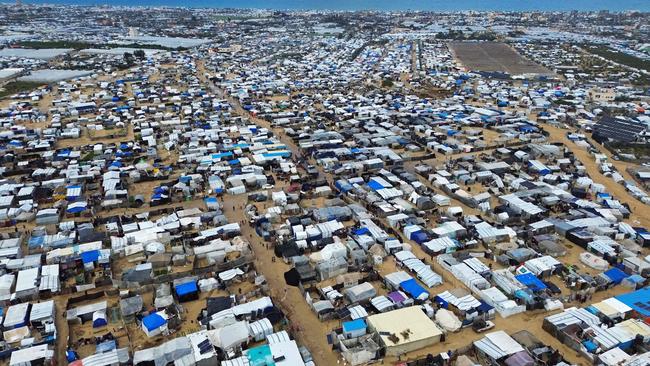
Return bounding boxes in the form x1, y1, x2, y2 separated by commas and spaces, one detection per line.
263, 151, 291, 158
411, 231, 429, 244
583, 340, 597, 352
433, 295, 448, 309
400, 278, 429, 300
603, 267, 628, 285
66, 350, 77, 362
514, 289, 533, 303
353, 227, 369, 236
342, 319, 367, 337
519, 125, 538, 133
616, 288, 650, 317
81, 250, 100, 264
335, 180, 353, 193
367, 179, 385, 191
211, 152, 234, 159
142, 313, 166, 331
28, 236, 44, 248
248, 345, 273, 366
66, 202, 88, 214
477, 301, 494, 314
92, 311, 107, 328
515, 273, 547, 292
175, 281, 198, 302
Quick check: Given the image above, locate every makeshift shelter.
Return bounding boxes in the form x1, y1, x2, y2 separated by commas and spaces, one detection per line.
92, 310, 108, 328
3, 303, 30, 329
342, 319, 367, 338
9, 344, 54, 366
435, 308, 462, 333
175, 281, 199, 302
133, 336, 192, 366
474, 331, 525, 363
345, 282, 377, 303
400, 278, 429, 301
248, 318, 274, 342
30, 300, 55, 327
142, 312, 168, 337
505, 351, 535, 366
120, 296, 143, 322
208, 320, 249, 350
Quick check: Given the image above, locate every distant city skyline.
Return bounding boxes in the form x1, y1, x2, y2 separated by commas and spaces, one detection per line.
15, 0, 650, 11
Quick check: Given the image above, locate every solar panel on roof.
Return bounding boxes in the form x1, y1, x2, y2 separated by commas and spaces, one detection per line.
593, 116, 646, 142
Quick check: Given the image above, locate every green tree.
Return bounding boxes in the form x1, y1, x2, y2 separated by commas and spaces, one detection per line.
123, 52, 135, 66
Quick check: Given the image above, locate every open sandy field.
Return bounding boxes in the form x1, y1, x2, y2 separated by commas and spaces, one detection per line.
449, 42, 554, 75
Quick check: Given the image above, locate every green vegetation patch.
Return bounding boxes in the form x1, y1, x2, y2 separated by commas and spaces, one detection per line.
0, 81, 44, 98
16, 40, 182, 51
585, 45, 650, 72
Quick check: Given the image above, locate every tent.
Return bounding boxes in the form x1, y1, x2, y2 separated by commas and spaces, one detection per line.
603, 268, 628, 285
81, 250, 100, 264
345, 282, 376, 303
435, 309, 462, 332
208, 321, 249, 350
133, 336, 192, 366
175, 281, 199, 302
3, 303, 29, 329
505, 351, 535, 366
400, 278, 429, 300
66, 185, 82, 201
514, 273, 547, 292
411, 231, 430, 244
248, 318, 273, 342
66, 201, 88, 214
142, 312, 167, 337
92, 310, 107, 328
580, 252, 609, 271
342, 319, 367, 338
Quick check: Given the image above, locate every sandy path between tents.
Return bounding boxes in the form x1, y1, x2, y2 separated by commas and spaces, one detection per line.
194, 59, 644, 365
215, 88, 589, 365
194, 60, 342, 365
542, 123, 650, 228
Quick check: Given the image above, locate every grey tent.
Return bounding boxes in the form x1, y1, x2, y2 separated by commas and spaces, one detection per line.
133, 337, 192, 366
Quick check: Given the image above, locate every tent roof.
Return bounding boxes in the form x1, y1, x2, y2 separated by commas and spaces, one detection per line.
175, 281, 198, 297
142, 313, 167, 331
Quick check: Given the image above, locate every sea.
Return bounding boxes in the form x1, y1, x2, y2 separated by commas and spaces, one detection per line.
19, 0, 650, 11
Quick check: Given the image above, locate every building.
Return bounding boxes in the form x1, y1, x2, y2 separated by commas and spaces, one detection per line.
588, 87, 616, 103
366, 306, 442, 356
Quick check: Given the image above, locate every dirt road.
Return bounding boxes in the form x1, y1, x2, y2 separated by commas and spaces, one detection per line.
543, 123, 650, 228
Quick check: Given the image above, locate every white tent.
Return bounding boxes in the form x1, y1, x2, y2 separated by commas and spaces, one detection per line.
208, 321, 250, 350
248, 318, 273, 341
345, 282, 377, 303
435, 309, 462, 333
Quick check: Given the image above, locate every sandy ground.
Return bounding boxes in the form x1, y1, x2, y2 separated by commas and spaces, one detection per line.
449, 42, 554, 76
542, 122, 650, 228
